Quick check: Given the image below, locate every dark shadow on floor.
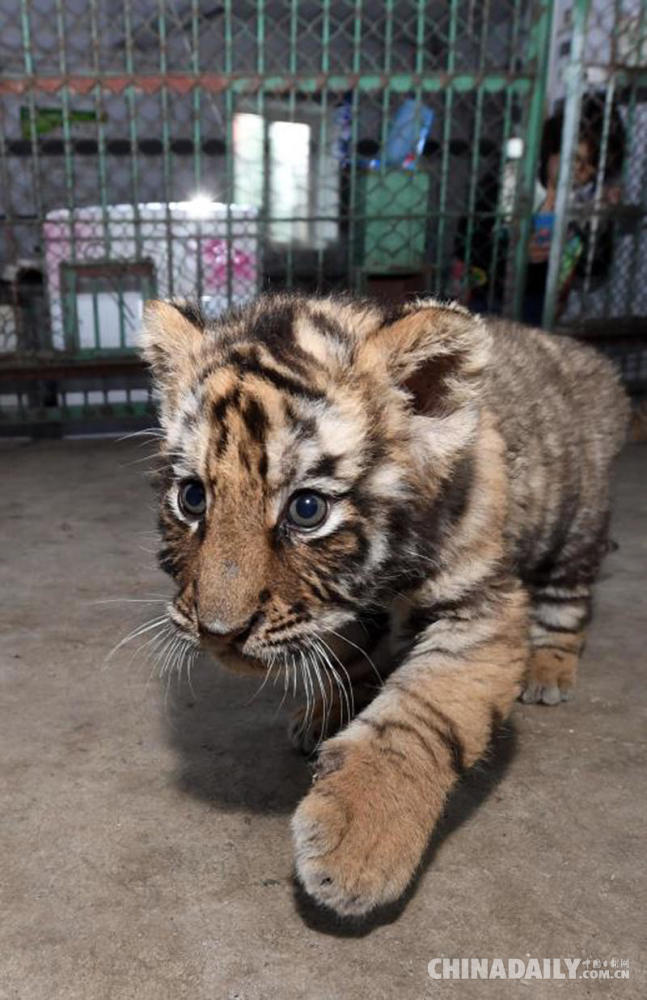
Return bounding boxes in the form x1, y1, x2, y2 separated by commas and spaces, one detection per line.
165, 653, 311, 814
292, 719, 519, 937
166, 652, 518, 932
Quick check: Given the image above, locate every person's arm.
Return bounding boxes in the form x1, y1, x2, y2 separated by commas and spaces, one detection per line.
527, 184, 556, 264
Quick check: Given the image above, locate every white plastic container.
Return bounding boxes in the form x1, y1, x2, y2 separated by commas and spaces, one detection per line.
43, 201, 259, 351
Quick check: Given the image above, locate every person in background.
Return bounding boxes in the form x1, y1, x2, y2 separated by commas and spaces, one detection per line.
524, 97, 625, 323
453, 95, 625, 325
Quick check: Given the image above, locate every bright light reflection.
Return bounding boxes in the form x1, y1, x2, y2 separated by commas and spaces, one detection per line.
186, 193, 214, 218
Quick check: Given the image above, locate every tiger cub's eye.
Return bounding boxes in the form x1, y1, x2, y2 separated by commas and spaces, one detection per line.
287, 491, 328, 529
178, 479, 206, 518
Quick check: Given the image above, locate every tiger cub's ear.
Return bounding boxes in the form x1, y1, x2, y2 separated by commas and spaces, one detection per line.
139, 299, 205, 397
359, 300, 491, 417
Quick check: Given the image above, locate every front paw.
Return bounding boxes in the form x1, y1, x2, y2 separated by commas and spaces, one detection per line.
291, 735, 433, 916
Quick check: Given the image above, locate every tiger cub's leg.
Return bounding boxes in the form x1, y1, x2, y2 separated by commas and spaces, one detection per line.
292, 578, 528, 916
521, 584, 592, 705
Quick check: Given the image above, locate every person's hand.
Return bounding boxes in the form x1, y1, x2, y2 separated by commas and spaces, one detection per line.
604, 185, 621, 206
528, 232, 551, 263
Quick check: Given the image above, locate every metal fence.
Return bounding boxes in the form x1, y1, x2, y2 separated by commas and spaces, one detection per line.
0, 0, 644, 435
544, 1, 646, 323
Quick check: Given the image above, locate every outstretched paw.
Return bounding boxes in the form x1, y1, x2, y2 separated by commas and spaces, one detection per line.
292, 735, 432, 916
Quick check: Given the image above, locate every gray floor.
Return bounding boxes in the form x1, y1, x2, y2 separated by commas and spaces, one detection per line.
1, 438, 645, 1000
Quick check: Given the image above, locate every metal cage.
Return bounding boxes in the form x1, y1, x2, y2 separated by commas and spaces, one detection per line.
0, 0, 645, 434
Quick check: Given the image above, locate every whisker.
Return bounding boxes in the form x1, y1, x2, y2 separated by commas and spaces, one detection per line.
309, 644, 335, 749
163, 655, 175, 711
185, 646, 198, 700
324, 627, 384, 689
174, 638, 187, 687
307, 646, 327, 746
316, 645, 340, 729
155, 633, 173, 679
116, 427, 164, 443
313, 639, 341, 721
275, 657, 291, 715
247, 656, 276, 704
312, 636, 352, 731
316, 636, 354, 716
144, 625, 174, 694
164, 634, 185, 679
104, 614, 168, 664
157, 628, 180, 679
177, 637, 197, 693
126, 623, 171, 670
89, 598, 168, 606
121, 452, 166, 468
299, 650, 314, 737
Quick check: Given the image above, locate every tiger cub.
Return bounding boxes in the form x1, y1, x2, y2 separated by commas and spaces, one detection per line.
140, 293, 628, 917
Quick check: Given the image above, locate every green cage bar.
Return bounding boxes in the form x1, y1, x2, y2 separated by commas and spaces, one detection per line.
511, 0, 554, 321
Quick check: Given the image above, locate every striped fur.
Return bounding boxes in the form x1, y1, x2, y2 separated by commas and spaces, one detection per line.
140, 293, 628, 916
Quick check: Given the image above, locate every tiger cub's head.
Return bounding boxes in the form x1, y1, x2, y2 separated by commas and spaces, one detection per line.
140, 293, 489, 673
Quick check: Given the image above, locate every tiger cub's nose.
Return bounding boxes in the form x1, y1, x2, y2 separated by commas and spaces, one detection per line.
200, 613, 260, 646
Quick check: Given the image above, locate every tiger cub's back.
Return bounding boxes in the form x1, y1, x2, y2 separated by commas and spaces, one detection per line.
482, 318, 629, 579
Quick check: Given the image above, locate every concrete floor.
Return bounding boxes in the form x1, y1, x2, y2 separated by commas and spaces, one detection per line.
1, 438, 645, 1000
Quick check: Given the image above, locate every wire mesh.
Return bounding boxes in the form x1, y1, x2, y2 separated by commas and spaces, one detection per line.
0, 0, 643, 433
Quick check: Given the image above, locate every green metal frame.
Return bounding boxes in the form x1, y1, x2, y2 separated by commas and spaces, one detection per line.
511, 0, 554, 319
